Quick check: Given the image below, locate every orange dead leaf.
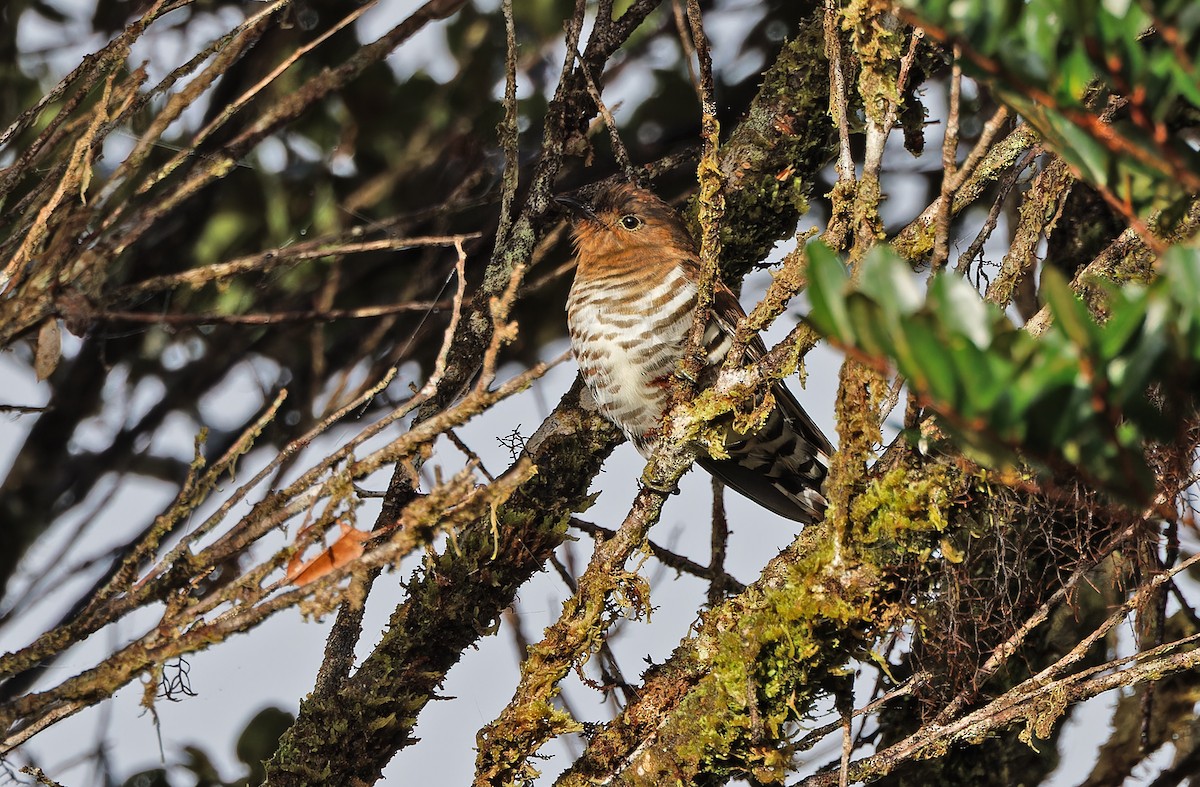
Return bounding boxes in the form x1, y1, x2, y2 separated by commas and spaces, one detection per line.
286, 522, 371, 586
34, 319, 61, 381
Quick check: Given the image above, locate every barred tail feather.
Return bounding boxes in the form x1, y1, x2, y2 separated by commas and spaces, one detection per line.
698, 447, 829, 523
698, 383, 832, 524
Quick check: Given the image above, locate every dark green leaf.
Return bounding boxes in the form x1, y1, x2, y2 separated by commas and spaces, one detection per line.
1040, 267, 1098, 352
805, 242, 855, 343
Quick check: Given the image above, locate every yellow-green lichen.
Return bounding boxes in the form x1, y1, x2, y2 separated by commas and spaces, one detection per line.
636, 541, 883, 783
843, 0, 906, 125
620, 460, 965, 784
852, 462, 958, 553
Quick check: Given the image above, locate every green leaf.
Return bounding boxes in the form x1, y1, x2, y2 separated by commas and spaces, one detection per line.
928, 273, 993, 348
1108, 299, 1170, 405
800, 239, 1200, 505
903, 315, 961, 408
1163, 247, 1200, 310
805, 242, 854, 343
860, 246, 922, 317
846, 293, 894, 359
1040, 267, 1099, 352
1097, 287, 1148, 360
946, 339, 1010, 418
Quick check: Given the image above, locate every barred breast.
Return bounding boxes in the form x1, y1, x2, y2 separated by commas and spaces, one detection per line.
566, 265, 697, 451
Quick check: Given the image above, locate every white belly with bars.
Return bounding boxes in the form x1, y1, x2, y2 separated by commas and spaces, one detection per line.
567, 269, 697, 450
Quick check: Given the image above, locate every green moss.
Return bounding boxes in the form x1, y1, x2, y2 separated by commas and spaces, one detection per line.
641, 559, 874, 783
892, 219, 937, 261
844, 0, 906, 124
853, 463, 957, 552
614, 460, 964, 785
850, 174, 886, 256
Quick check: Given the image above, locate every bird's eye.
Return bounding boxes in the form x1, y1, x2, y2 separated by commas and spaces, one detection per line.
620, 214, 643, 231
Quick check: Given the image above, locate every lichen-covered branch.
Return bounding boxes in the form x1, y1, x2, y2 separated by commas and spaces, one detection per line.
263, 381, 622, 784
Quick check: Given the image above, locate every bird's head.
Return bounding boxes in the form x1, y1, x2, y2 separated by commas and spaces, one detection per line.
555, 182, 697, 269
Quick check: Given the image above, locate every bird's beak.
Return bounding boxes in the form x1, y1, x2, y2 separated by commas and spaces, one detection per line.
553, 194, 597, 223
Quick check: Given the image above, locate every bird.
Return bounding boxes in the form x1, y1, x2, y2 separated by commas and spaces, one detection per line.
556, 181, 833, 524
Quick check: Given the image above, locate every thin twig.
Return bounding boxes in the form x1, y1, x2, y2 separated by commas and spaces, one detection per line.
931, 45, 962, 270
708, 479, 729, 606
935, 510, 1194, 726
575, 53, 637, 183
671, 0, 701, 102
682, 0, 724, 380
570, 518, 745, 593
825, 0, 854, 188
128, 0, 379, 203
948, 106, 1011, 193
956, 146, 1039, 281
108, 233, 478, 300
496, 0, 521, 244
92, 300, 459, 326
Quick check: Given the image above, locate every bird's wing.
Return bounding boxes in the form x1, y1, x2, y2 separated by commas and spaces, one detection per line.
707, 277, 834, 455
693, 275, 834, 523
